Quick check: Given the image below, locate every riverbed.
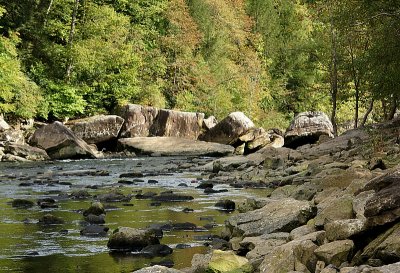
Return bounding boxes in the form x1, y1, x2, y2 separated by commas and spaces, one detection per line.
0, 156, 269, 273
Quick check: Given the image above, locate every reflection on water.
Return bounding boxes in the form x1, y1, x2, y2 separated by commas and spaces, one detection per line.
0, 157, 268, 272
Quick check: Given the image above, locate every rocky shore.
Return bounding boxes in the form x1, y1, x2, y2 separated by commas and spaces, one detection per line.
1, 106, 400, 273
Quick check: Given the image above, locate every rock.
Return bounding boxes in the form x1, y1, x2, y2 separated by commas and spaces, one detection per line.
357, 167, 400, 227
107, 227, 160, 252
4, 143, 49, 161
325, 219, 366, 241
207, 250, 252, 273
259, 238, 318, 273
29, 121, 100, 159
314, 240, 354, 267
314, 195, 355, 228
132, 265, 183, 273
289, 225, 317, 241
84, 214, 106, 224
1, 154, 29, 162
83, 202, 105, 216
151, 194, 194, 202
235, 128, 285, 154
284, 111, 334, 149
70, 190, 91, 199
226, 198, 316, 237
97, 191, 131, 203
153, 222, 198, 231
38, 214, 65, 225
203, 116, 217, 130
80, 225, 109, 237
117, 104, 159, 137
12, 199, 34, 208
149, 108, 204, 140
340, 262, 400, 273
118, 137, 234, 157
215, 200, 236, 212
0, 116, 10, 131
200, 112, 255, 144
141, 244, 173, 257
66, 115, 124, 145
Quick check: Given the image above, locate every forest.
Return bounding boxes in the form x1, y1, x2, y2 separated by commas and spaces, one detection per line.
0, 0, 399, 133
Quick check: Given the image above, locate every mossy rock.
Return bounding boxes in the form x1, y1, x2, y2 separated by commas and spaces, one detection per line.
206, 250, 252, 273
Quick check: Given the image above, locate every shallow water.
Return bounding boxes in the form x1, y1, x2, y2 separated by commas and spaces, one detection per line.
0, 157, 268, 272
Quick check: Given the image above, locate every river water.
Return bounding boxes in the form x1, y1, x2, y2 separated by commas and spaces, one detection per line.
0, 157, 268, 273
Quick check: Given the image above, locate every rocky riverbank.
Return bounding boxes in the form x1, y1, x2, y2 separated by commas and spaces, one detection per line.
1, 107, 400, 272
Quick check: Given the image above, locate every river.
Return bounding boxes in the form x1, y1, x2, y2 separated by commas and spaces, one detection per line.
0, 156, 269, 273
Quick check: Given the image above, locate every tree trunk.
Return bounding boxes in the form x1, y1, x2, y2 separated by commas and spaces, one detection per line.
360, 99, 374, 127
66, 0, 80, 80
388, 95, 398, 120
330, 14, 338, 136
46, 0, 54, 15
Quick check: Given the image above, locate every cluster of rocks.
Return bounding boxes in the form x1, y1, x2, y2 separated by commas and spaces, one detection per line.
0, 106, 336, 161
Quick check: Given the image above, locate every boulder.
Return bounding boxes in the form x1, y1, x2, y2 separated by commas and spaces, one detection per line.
314, 195, 355, 228
12, 199, 35, 208
80, 225, 109, 237
29, 121, 100, 160
117, 104, 159, 137
83, 202, 105, 217
149, 109, 204, 139
314, 240, 354, 267
215, 200, 236, 212
207, 250, 252, 273
200, 112, 255, 144
132, 266, 183, 273
285, 111, 334, 149
66, 115, 124, 145
340, 262, 400, 273
118, 137, 234, 157
203, 116, 217, 130
234, 128, 284, 154
141, 244, 173, 257
226, 198, 317, 237
357, 167, 400, 227
325, 219, 366, 241
38, 214, 65, 225
0, 116, 10, 131
4, 143, 49, 161
107, 227, 160, 252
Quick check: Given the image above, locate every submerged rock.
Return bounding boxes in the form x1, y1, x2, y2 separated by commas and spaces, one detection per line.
12, 199, 34, 208
107, 227, 160, 252
38, 214, 64, 225
80, 225, 109, 237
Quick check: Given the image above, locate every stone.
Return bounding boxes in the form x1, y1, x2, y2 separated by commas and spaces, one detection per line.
203, 116, 217, 130
118, 137, 234, 157
314, 240, 355, 267
80, 225, 109, 237
38, 214, 65, 225
141, 244, 173, 257
215, 200, 235, 212
132, 265, 183, 273
239, 236, 287, 266
107, 227, 160, 252
289, 225, 317, 241
4, 143, 49, 161
0, 116, 10, 131
97, 191, 131, 203
83, 202, 105, 216
325, 219, 366, 241
29, 121, 100, 160
233, 127, 284, 154
84, 214, 105, 224
117, 104, 159, 137
200, 112, 255, 144
284, 111, 334, 149
66, 115, 124, 145
207, 250, 252, 273
151, 194, 194, 202
226, 198, 316, 237
314, 195, 355, 228
11, 199, 34, 208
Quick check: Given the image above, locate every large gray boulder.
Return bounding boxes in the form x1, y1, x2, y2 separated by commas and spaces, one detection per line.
285, 111, 334, 149
200, 112, 255, 144
226, 198, 316, 237
29, 121, 100, 160
118, 137, 234, 157
66, 115, 124, 145
107, 227, 160, 252
3, 143, 49, 161
118, 104, 205, 139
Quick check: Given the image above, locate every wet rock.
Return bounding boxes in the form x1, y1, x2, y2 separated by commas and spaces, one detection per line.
80, 225, 109, 237
141, 244, 173, 257
38, 214, 65, 225
197, 182, 214, 189
118, 137, 234, 157
84, 214, 106, 224
226, 198, 316, 237
118, 180, 135, 185
132, 265, 183, 273
200, 112, 255, 145
70, 190, 92, 200
207, 250, 252, 273
136, 192, 157, 199
314, 240, 354, 267
119, 172, 144, 178
66, 115, 124, 145
148, 179, 158, 184
12, 199, 34, 208
155, 222, 198, 231
29, 121, 100, 160
178, 183, 188, 187
107, 227, 160, 252
97, 192, 131, 203
57, 169, 109, 176
4, 143, 49, 161
151, 194, 194, 202
284, 111, 334, 149
206, 238, 231, 250
182, 208, 194, 213
83, 202, 105, 216
215, 200, 235, 212
150, 260, 175, 268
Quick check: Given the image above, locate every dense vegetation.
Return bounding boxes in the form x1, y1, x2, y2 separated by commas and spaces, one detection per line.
0, 0, 399, 131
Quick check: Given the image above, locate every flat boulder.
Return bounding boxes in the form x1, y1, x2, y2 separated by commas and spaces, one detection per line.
118, 137, 234, 157
200, 112, 255, 144
226, 198, 316, 237
29, 121, 100, 160
285, 111, 334, 149
107, 227, 160, 252
4, 143, 49, 161
66, 115, 124, 145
